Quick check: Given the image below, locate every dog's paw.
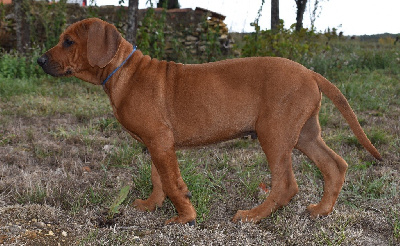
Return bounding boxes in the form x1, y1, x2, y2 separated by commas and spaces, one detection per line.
232, 210, 262, 223
165, 216, 196, 225
307, 203, 332, 218
187, 220, 196, 226
132, 199, 157, 212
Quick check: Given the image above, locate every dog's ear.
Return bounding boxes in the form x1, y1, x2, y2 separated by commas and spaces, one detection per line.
87, 20, 122, 68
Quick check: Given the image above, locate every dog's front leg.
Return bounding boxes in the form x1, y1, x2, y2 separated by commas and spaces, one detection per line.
133, 162, 166, 211
145, 131, 196, 225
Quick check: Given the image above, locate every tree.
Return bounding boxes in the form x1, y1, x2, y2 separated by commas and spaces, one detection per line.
13, 0, 23, 53
271, 0, 279, 31
126, 0, 139, 45
157, 0, 180, 9
295, 0, 307, 32
309, 0, 328, 29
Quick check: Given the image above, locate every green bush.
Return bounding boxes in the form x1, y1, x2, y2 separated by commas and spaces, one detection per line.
0, 48, 44, 79
137, 4, 167, 59
241, 21, 329, 63
303, 42, 399, 78
25, 0, 67, 50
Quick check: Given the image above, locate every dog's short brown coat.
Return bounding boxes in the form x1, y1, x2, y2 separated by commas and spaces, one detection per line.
38, 18, 381, 224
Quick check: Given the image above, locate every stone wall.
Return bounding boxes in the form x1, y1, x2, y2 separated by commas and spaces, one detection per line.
0, 3, 234, 59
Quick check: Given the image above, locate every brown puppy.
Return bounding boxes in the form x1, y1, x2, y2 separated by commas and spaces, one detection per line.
38, 18, 382, 225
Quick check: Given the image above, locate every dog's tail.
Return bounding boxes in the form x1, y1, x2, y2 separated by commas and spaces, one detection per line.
314, 73, 382, 161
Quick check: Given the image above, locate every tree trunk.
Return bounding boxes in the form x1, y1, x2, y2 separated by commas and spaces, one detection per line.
157, 0, 180, 9
13, 0, 23, 52
271, 0, 279, 30
295, 0, 307, 32
126, 0, 138, 45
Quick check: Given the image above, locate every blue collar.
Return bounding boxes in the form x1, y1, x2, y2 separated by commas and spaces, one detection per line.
102, 46, 136, 87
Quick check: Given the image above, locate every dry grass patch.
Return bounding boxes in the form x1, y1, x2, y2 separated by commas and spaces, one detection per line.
1, 66, 399, 244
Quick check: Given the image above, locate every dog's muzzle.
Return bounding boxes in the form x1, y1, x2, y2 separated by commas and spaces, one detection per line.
37, 54, 72, 77
37, 55, 48, 67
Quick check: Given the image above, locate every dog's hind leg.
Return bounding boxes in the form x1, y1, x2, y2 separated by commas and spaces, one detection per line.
295, 114, 348, 217
232, 118, 299, 223
132, 162, 166, 212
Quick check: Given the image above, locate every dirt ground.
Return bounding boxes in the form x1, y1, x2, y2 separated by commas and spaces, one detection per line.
1, 114, 399, 246
0, 80, 399, 245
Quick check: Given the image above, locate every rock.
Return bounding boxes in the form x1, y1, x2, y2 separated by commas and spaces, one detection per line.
103, 144, 115, 153
186, 35, 198, 41
34, 221, 46, 228
219, 34, 228, 40
24, 230, 37, 239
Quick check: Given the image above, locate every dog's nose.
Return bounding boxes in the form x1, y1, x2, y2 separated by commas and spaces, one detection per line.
37, 55, 48, 67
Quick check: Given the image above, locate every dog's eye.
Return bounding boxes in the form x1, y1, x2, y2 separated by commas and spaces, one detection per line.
63, 39, 74, 47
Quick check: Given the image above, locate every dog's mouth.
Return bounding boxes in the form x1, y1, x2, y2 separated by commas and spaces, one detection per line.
37, 55, 74, 77
63, 68, 74, 76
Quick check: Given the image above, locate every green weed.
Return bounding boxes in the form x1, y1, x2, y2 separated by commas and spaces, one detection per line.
106, 142, 143, 168
0, 49, 44, 79
314, 217, 353, 245
17, 185, 47, 204
108, 185, 130, 219
242, 20, 329, 63
33, 145, 54, 160
229, 139, 253, 149
137, 2, 167, 59
344, 128, 390, 147
236, 162, 269, 197
0, 133, 18, 146
344, 174, 393, 200
350, 160, 374, 171
305, 42, 400, 78
301, 160, 323, 180
78, 230, 100, 246
132, 156, 152, 199
180, 156, 220, 222
86, 187, 106, 206
97, 117, 121, 132
319, 110, 331, 127
392, 209, 400, 240
337, 72, 396, 112
54, 186, 111, 215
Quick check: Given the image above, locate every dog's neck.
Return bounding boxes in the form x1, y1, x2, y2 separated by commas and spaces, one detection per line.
101, 39, 135, 90
74, 39, 136, 86
101, 39, 134, 86
102, 46, 136, 87
100, 39, 147, 109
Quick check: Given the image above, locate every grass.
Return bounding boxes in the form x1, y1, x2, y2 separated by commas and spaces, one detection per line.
392, 208, 400, 240
131, 155, 152, 198
345, 173, 394, 200
0, 41, 399, 244
314, 215, 354, 245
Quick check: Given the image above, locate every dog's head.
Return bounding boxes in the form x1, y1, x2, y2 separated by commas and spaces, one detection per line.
37, 18, 122, 84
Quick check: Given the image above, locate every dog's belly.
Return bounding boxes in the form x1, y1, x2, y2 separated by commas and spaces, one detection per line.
169, 87, 260, 148
172, 119, 257, 148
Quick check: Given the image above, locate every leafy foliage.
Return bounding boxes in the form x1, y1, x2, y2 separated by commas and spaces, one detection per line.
108, 185, 130, 219
25, 0, 68, 50
0, 48, 44, 79
136, 2, 167, 59
242, 20, 329, 63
